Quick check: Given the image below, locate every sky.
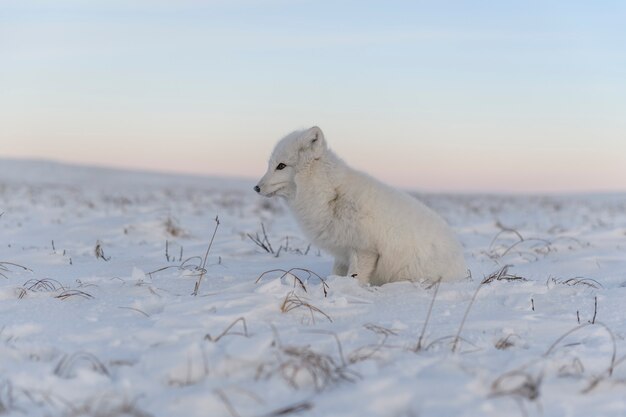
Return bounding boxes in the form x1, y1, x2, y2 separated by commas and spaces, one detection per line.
1, 0, 625, 193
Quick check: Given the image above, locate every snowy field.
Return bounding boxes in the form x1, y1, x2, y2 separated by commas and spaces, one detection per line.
1, 159, 626, 417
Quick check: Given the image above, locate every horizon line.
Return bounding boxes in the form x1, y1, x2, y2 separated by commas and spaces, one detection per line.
1, 155, 625, 196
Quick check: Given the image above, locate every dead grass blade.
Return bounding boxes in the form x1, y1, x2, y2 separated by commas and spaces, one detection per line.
415, 278, 442, 352
491, 370, 542, 401
214, 389, 241, 417
164, 215, 187, 238
303, 330, 347, 367
55, 289, 94, 300
147, 256, 204, 278
489, 221, 525, 249
247, 223, 275, 254
65, 394, 153, 417
54, 352, 109, 379
205, 317, 249, 342
544, 321, 616, 382
363, 323, 398, 337
23, 278, 65, 292
452, 276, 490, 353
426, 335, 477, 352
258, 345, 358, 392
482, 265, 527, 284
348, 324, 398, 363
192, 216, 220, 296
261, 402, 313, 417
0, 261, 33, 279
94, 241, 110, 261
118, 306, 150, 318
280, 291, 332, 323
256, 268, 329, 297
582, 354, 626, 394
547, 276, 604, 289
498, 238, 553, 258
495, 334, 520, 350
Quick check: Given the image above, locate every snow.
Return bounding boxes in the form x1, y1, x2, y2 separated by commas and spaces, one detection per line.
1, 158, 625, 416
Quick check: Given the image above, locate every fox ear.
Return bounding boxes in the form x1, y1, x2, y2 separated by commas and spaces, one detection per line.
300, 126, 326, 157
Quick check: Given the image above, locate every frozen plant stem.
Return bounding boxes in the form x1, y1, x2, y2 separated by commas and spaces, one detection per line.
415, 278, 442, 352
452, 278, 487, 353
192, 216, 220, 296
590, 296, 598, 324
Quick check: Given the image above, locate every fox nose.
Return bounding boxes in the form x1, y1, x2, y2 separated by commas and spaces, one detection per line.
254, 185, 261, 193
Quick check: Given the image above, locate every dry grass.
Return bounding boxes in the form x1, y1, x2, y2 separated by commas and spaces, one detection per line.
544, 322, 616, 368
495, 334, 519, 350
94, 241, 110, 262
256, 268, 329, 297
546, 276, 604, 289
582, 353, 626, 394
54, 352, 110, 379
415, 278, 441, 352
256, 344, 358, 392
213, 388, 266, 417
261, 401, 313, 417
16, 279, 94, 301
147, 256, 204, 278
487, 221, 588, 261
205, 317, 249, 342
280, 291, 332, 324
17, 278, 66, 299
544, 321, 618, 395
55, 289, 94, 300
491, 370, 542, 401
348, 324, 397, 364
451, 277, 489, 353
489, 319, 622, 410
164, 215, 186, 238
274, 238, 312, 258
214, 389, 242, 417
149, 216, 221, 295
255, 268, 333, 323
489, 221, 525, 248
164, 239, 184, 263
192, 215, 220, 296
23, 278, 65, 292
450, 266, 529, 352
247, 223, 275, 254
482, 265, 527, 284
118, 306, 150, 318
65, 395, 153, 417
0, 261, 32, 279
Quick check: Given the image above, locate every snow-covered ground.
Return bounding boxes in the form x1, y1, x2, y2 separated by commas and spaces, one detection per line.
1, 159, 625, 417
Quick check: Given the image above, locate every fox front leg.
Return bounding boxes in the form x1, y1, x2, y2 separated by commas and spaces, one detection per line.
347, 251, 379, 285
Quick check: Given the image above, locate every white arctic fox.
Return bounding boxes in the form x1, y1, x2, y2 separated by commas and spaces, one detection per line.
254, 127, 467, 285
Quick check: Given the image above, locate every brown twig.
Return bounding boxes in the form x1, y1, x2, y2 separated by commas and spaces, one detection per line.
205, 317, 249, 342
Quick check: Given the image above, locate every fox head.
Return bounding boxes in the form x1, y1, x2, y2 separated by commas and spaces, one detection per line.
254, 126, 327, 199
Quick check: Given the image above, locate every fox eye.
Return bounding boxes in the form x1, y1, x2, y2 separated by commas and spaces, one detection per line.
276, 163, 287, 170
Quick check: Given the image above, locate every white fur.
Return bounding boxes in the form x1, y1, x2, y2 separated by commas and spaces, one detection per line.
255, 127, 467, 285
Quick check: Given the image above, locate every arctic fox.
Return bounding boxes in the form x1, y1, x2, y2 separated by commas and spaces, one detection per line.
254, 127, 467, 285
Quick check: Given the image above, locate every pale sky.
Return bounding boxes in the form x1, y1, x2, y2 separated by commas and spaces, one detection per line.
1, 0, 625, 193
